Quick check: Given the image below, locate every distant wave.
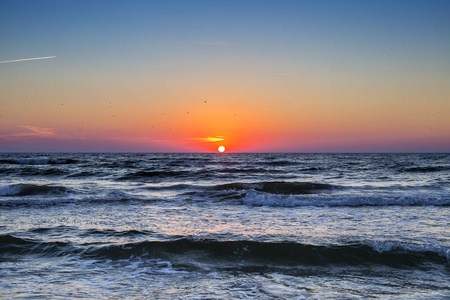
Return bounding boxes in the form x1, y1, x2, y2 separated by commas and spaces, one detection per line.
241, 190, 450, 207
1, 235, 447, 266
118, 170, 189, 180
118, 168, 285, 181
215, 167, 271, 174
82, 228, 154, 237
0, 183, 70, 197
175, 181, 337, 203
145, 184, 193, 191
1, 179, 447, 207
0, 234, 76, 257
214, 181, 335, 195
0, 197, 145, 208
263, 160, 294, 166
0, 157, 77, 165
0, 167, 69, 177
65, 171, 98, 178
403, 166, 450, 173
0, 188, 150, 207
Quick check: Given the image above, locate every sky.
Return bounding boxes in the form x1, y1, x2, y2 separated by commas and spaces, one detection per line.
1, 0, 449, 152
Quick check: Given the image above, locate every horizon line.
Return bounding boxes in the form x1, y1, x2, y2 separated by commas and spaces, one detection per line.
0, 151, 448, 154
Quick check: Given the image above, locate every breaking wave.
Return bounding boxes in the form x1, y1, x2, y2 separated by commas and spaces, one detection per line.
1, 235, 447, 266
0, 183, 70, 197
214, 181, 336, 195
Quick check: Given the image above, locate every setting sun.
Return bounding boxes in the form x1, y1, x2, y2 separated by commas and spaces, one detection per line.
218, 146, 225, 153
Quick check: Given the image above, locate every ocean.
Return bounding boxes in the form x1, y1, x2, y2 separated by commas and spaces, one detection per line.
0, 153, 449, 299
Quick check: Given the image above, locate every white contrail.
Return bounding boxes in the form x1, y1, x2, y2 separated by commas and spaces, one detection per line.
0, 56, 56, 64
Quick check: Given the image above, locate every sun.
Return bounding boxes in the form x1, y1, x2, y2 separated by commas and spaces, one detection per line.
218, 146, 225, 153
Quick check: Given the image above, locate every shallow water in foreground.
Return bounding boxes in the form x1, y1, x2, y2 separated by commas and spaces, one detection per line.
1, 153, 449, 299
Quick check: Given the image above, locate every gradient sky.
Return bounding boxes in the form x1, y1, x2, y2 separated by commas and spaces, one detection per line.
1, 0, 449, 152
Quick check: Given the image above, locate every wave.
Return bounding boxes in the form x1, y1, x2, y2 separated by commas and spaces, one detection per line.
0, 183, 70, 197
241, 191, 450, 207
0, 168, 17, 175
0, 197, 143, 207
215, 167, 271, 174
0, 157, 76, 165
176, 181, 336, 203
1, 234, 447, 266
214, 181, 335, 195
119, 169, 286, 181
66, 171, 98, 178
145, 184, 193, 191
0, 190, 156, 207
82, 229, 153, 237
0, 234, 76, 257
300, 167, 325, 172
118, 170, 188, 180
403, 166, 450, 173
263, 160, 296, 166
0, 167, 69, 177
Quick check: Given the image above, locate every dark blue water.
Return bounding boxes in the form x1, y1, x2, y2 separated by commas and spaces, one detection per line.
1, 153, 449, 298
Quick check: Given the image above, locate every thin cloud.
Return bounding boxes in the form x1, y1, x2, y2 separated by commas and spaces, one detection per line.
0, 126, 57, 139
113, 136, 225, 144
0, 56, 56, 64
187, 136, 225, 142
22, 126, 57, 137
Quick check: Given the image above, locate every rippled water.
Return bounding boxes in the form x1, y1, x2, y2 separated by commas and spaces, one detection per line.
1, 153, 449, 299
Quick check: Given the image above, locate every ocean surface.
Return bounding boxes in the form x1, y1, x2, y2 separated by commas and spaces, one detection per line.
0, 153, 449, 299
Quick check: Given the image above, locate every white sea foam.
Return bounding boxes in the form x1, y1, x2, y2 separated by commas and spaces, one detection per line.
363, 240, 450, 260
242, 190, 450, 207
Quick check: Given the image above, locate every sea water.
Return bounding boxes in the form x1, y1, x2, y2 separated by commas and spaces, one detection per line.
0, 153, 449, 299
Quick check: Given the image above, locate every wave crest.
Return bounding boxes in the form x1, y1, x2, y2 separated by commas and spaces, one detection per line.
215, 181, 335, 195
118, 170, 187, 180
77, 239, 450, 266
0, 183, 70, 197
242, 190, 450, 207
1, 234, 447, 266
403, 166, 450, 173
